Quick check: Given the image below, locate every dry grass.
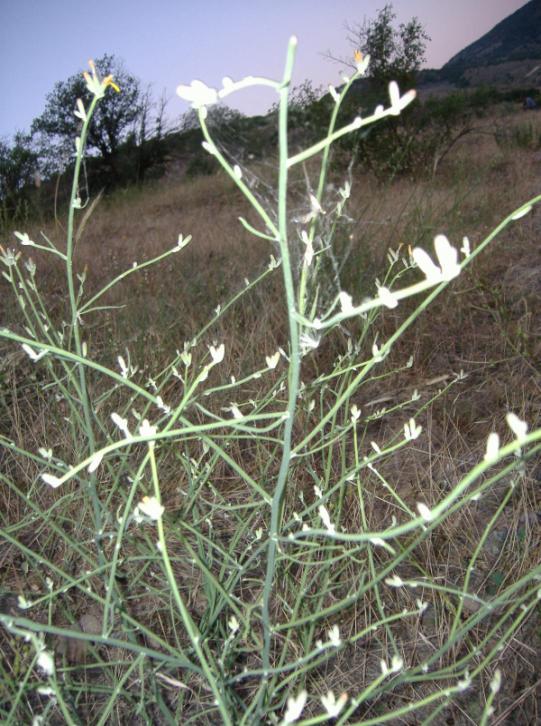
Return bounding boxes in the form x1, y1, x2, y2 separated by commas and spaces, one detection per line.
1, 110, 540, 723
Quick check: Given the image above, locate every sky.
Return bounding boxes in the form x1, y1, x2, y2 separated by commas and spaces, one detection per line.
0, 0, 529, 139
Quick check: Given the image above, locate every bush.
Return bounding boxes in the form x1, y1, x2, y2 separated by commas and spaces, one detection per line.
1, 47, 540, 725
495, 119, 541, 151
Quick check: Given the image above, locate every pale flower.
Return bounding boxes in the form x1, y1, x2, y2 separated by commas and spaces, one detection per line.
380, 655, 404, 676
135, 496, 164, 521
388, 81, 416, 115
14, 231, 34, 246
87, 450, 104, 473
228, 615, 240, 633
404, 418, 422, 441
209, 343, 225, 364
42, 473, 63, 488
176, 79, 218, 109
282, 690, 307, 724
417, 502, 433, 522
21, 344, 47, 362
339, 291, 355, 315
354, 49, 370, 75
117, 355, 129, 378
265, 351, 280, 369
377, 286, 398, 309
83, 59, 119, 99
327, 625, 341, 647
17, 595, 32, 609
434, 235, 461, 281
385, 574, 405, 588
139, 419, 157, 438
371, 342, 384, 362
490, 669, 502, 694
37, 649, 55, 676
506, 413, 528, 442
111, 412, 131, 438
321, 690, 348, 718
484, 432, 500, 462
328, 85, 340, 103
74, 97, 87, 121
460, 236, 471, 257
411, 247, 442, 284
318, 505, 336, 534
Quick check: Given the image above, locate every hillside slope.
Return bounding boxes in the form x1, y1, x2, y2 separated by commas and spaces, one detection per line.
441, 0, 541, 81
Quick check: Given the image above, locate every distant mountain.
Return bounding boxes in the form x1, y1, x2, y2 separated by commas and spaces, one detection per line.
439, 0, 541, 85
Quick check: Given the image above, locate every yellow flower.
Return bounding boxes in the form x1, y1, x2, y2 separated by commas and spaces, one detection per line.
103, 75, 121, 93
83, 60, 120, 98
354, 50, 363, 64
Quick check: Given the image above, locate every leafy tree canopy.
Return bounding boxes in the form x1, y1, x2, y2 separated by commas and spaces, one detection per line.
341, 3, 430, 88
0, 132, 37, 202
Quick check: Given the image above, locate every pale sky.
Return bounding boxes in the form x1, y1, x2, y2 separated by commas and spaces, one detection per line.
0, 0, 529, 138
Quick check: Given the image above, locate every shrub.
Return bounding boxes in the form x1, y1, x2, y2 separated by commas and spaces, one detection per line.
495, 119, 541, 151
1, 43, 540, 725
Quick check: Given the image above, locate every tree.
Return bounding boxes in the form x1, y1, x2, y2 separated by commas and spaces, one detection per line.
31, 54, 142, 175
330, 3, 429, 89
179, 104, 244, 134
0, 133, 37, 202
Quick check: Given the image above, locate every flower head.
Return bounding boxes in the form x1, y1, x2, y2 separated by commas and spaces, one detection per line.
282, 690, 307, 724
321, 690, 348, 718
177, 80, 218, 109
83, 60, 120, 99
388, 81, 416, 115
134, 496, 164, 521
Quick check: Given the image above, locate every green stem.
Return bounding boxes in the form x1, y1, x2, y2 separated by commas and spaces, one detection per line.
65, 93, 104, 558
259, 35, 299, 705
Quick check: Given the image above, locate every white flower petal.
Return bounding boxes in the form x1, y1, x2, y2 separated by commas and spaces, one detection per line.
484, 432, 500, 462
417, 502, 433, 521
21, 344, 47, 362
388, 81, 401, 108
506, 413, 528, 442
87, 451, 104, 473
321, 691, 347, 718
265, 351, 280, 369
37, 650, 55, 675
228, 615, 239, 633
111, 412, 131, 437
318, 505, 336, 534
136, 496, 164, 520
139, 419, 157, 438
411, 247, 442, 284
490, 669, 502, 694
209, 343, 225, 364
42, 473, 63, 488
328, 85, 340, 103
385, 574, 405, 587
460, 236, 471, 257
339, 291, 354, 314
377, 286, 398, 308
434, 235, 460, 281
176, 80, 218, 109
327, 625, 341, 647
283, 690, 307, 724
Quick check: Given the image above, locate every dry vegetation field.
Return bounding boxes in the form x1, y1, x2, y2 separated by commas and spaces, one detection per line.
0, 108, 540, 723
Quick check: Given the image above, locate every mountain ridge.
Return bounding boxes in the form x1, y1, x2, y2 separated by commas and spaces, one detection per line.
442, 0, 541, 73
